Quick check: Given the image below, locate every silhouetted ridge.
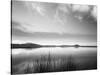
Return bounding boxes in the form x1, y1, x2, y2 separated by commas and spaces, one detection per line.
11, 43, 42, 49
11, 43, 97, 49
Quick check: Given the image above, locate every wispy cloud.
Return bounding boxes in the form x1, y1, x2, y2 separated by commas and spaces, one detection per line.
54, 4, 71, 26
25, 1, 46, 16
25, 1, 97, 22
12, 1, 97, 35
31, 2, 46, 16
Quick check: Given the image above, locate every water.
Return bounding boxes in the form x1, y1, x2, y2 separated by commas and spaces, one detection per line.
12, 47, 97, 56
11, 47, 97, 74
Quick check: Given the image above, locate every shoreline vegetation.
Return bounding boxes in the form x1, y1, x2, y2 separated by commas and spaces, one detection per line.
11, 43, 97, 49
11, 53, 97, 74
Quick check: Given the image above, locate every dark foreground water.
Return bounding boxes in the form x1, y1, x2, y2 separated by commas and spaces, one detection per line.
11, 47, 97, 74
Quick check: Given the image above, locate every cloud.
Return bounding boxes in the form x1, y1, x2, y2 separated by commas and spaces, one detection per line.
54, 10, 64, 26
69, 5, 97, 21
12, 1, 97, 35
54, 4, 70, 26
91, 6, 97, 21
25, 1, 46, 16
26, 1, 97, 23
12, 19, 67, 34
57, 4, 69, 13
31, 2, 46, 16
74, 15, 83, 21
55, 4, 91, 23
72, 4, 90, 13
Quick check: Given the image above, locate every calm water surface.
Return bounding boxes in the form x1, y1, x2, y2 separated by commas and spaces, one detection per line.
12, 47, 97, 74
12, 47, 97, 56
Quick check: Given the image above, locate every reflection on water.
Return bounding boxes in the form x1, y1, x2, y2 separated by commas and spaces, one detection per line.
12, 47, 97, 56
11, 47, 97, 74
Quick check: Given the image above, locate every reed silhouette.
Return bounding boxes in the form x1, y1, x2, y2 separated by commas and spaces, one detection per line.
11, 53, 79, 74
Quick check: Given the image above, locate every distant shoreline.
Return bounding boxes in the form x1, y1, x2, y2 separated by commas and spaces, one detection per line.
11, 43, 97, 49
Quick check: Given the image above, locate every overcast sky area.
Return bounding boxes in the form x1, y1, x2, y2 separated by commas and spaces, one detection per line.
12, 0, 97, 45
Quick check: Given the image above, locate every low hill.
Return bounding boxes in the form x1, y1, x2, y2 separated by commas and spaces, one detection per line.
11, 43, 42, 49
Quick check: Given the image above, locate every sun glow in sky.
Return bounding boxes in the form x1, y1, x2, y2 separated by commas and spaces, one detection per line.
12, 0, 97, 45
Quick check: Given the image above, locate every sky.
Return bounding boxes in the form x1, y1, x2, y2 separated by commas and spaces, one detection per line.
12, 0, 97, 45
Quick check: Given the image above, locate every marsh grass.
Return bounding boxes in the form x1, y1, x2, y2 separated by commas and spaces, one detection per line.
12, 51, 97, 74
11, 53, 78, 74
